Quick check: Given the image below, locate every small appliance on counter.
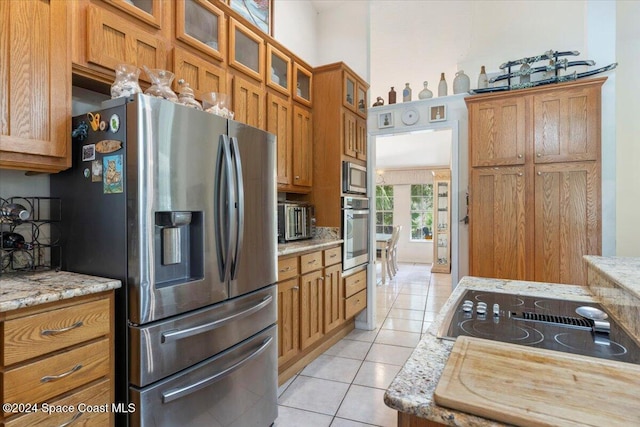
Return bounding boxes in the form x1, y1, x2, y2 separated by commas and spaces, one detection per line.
277, 201, 315, 243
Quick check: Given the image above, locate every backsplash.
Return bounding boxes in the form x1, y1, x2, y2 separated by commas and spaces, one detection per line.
315, 227, 340, 240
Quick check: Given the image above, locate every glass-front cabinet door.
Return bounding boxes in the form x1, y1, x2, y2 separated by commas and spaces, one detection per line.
343, 72, 356, 111
357, 84, 367, 117
229, 18, 264, 82
176, 0, 226, 61
108, 0, 163, 28
266, 44, 291, 96
432, 170, 451, 273
293, 62, 312, 106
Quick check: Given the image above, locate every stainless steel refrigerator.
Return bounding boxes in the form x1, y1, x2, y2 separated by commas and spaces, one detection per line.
51, 94, 278, 426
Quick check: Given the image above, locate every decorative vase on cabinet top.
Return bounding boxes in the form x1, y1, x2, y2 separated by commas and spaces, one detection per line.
418, 81, 433, 99
403, 83, 412, 102
453, 70, 470, 94
438, 73, 448, 97
477, 66, 488, 89
389, 86, 397, 104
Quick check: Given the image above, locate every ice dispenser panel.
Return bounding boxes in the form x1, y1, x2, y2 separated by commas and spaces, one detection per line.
155, 211, 204, 286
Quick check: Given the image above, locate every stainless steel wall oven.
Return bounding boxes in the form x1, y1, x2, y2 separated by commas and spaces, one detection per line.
342, 196, 369, 271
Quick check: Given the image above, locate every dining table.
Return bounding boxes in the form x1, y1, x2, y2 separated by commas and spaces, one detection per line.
376, 233, 393, 284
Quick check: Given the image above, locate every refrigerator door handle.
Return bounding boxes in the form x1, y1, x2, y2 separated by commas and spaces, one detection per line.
161, 336, 273, 404
160, 295, 273, 343
215, 135, 234, 282
230, 137, 244, 280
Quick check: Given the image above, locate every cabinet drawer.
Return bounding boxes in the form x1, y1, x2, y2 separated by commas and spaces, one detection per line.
278, 257, 299, 281
300, 251, 323, 275
4, 378, 112, 427
344, 270, 366, 298
324, 246, 341, 267
345, 289, 366, 319
3, 297, 111, 366
3, 338, 110, 409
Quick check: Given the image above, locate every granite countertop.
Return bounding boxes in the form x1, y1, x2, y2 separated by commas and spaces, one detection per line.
278, 238, 343, 257
0, 270, 122, 313
384, 276, 595, 426
584, 255, 640, 299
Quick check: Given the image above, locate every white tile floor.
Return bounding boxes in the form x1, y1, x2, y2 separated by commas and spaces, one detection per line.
274, 262, 452, 427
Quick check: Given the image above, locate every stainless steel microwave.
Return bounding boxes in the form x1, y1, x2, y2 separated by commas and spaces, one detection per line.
342, 161, 367, 195
277, 202, 315, 243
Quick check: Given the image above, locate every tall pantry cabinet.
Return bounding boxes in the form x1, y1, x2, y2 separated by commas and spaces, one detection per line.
466, 78, 604, 286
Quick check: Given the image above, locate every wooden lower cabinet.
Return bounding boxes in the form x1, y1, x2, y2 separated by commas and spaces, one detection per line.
534, 161, 600, 285
277, 277, 300, 365
323, 263, 343, 333
0, 292, 115, 426
277, 246, 362, 384
300, 269, 324, 350
470, 166, 527, 280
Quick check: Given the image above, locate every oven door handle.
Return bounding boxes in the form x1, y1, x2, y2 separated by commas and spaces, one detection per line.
348, 209, 369, 215
160, 295, 273, 343
161, 336, 273, 404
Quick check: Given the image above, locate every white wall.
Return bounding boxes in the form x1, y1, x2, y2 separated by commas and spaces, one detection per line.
272, 0, 319, 65
616, 1, 640, 256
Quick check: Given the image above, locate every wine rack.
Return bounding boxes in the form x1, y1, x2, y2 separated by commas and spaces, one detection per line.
0, 196, 62, 274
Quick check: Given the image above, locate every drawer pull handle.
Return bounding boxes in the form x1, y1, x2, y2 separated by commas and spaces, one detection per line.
41, 364, 83, 383
308, 259, 317, 264
41, 321, 84, 336
279, 266, 292, 272
329, 254, 337, 258
58, 411, 84, 427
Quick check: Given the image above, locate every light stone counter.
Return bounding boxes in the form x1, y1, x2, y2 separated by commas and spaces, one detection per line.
0, 270, 122, 313
384, 276, 595, 426
277, 238, 343, 257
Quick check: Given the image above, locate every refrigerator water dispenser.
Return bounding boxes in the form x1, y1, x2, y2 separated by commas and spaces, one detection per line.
155, 211, 204, 286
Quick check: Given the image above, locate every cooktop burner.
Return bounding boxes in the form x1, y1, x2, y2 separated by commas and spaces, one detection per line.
441, 290, 640, 365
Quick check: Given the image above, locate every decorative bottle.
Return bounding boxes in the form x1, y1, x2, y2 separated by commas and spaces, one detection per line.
477, 66, 488, 89
177, 80, 203, 110
388, 86, 396, 104
418, 81, 433, 99
453, 70, 470, 94
402, 83, 412, 102
0, 203, 30, 222
438, 73, 448, 97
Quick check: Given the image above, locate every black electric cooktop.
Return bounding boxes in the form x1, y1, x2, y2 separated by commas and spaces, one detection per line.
440, 290, 640, 365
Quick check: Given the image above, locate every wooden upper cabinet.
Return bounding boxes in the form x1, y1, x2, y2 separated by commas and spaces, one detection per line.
356, 117, 367, 161
104, 0, 163, 28
175, 0, 226, 62
343, 112, 357, 158
470, 166, 528, 280
532, 84, 600, 163
534, 162, 600, 285
267, 93, 293, 186
292, 105, 312, 188
86, 4, 166, 79
0, 0, 72, 172
468, 96, 525, 167
266, 44, 292, 97
173, 47, 227, 100
293, 62, 312, 106
233, 75, 265, 129
228, 18, 264, 82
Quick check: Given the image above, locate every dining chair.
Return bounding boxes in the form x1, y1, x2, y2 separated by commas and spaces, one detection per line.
387, 225, 402, 277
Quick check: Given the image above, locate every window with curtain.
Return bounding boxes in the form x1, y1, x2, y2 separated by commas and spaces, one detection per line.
375, 185, 394, 234
410, 184, 433, 240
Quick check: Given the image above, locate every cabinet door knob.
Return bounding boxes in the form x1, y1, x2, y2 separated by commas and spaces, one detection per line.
517, 154, 523, 158
293, 286, 299, 291
518, 173, 523, 176
295, 176, 300, 180
537, 171, 542, 176
536, 153, 542, 157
